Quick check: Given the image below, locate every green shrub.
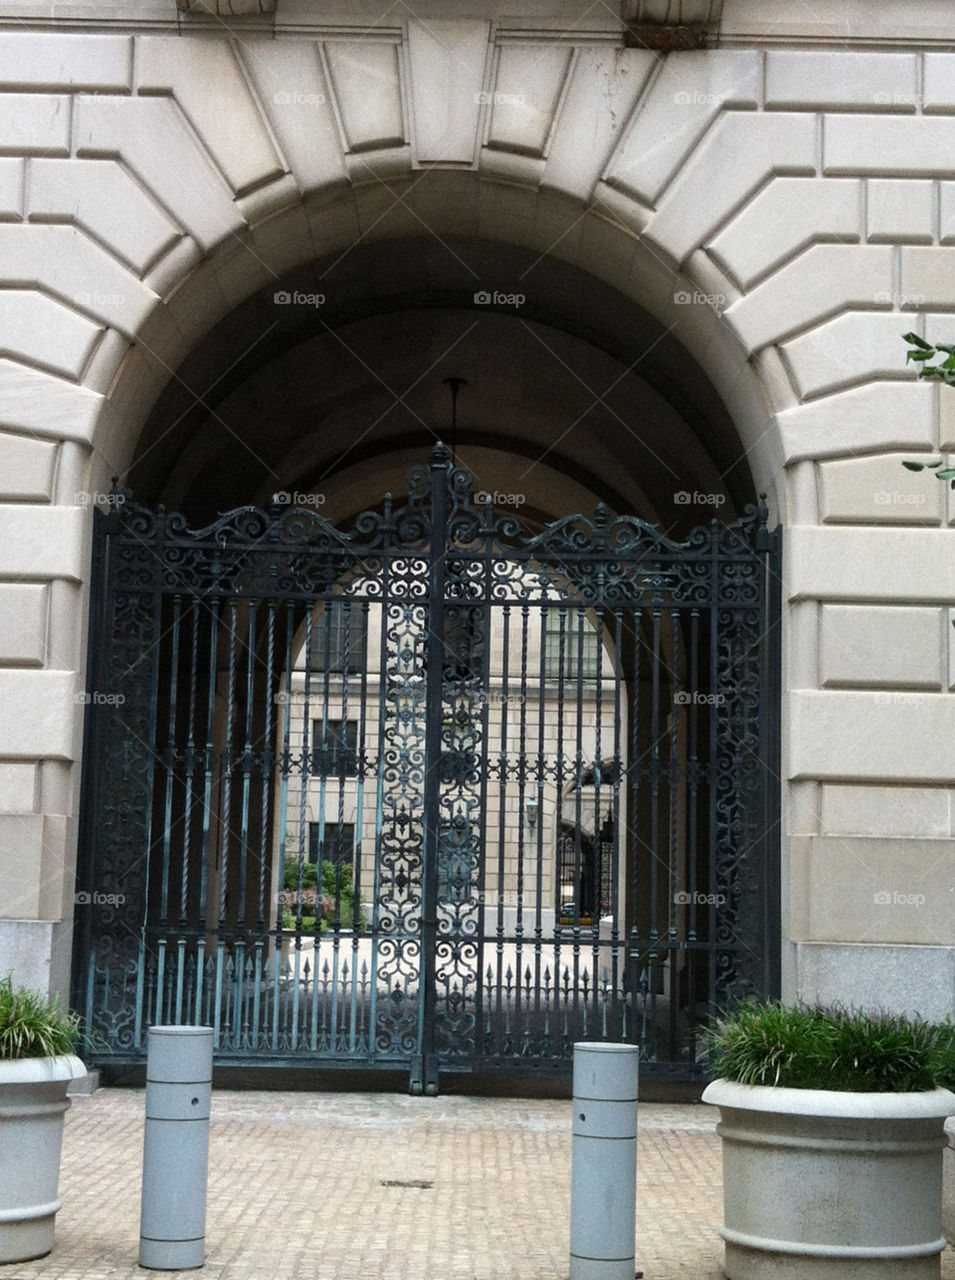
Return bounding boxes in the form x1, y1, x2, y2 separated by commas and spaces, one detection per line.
705, 1001, 955, 1093
0, 975, 80, 1060
281, 858, 366, 932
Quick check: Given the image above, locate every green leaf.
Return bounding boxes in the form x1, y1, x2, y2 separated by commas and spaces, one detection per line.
937, 469, 955, 481
902, 461, 928, 471
907, 350, 935, 361
903, 332, 934, 350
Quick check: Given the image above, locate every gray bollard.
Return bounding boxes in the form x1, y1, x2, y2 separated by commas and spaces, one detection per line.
139, 1026, 213, 1271
570, 1042, 639, 1280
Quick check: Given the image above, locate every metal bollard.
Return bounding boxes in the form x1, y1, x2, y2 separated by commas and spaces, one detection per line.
139, 1026, 213, 1271
570, 1042, 639, 1280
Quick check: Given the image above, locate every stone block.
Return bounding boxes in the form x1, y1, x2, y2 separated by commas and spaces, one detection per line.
409, 20, 489, 164
138, 36, 284, 196
923, 54, 955, 111
646, 113, 816, 265
0, 359, 104, 445
803, 837, 955, 945
0, 94, 69, 157
0, 814, 46, 918
765, 51, 918, 110
825, 115, 955, 176
604, 50, 760, 205
0, 670, 77, 759
325, 40, 405, 154
0, 763, 37, 815
709, 178, 860, 292
0, 157, 21, 217
0, 919, 54, 992
0, 224, 155, 338
900, 247, 955, 309
75, 95, 246, 253
821, 784, 952, 839
724, 244, 892, 353
782, 312, 909, 401
819, 604, 942, 688
0, 32, 131, 91
817, 451, 942, 525
543, 48, 651, 201
0, 290, 101, 382
941, 183, 955, 245
239, 36, 346, 196
0, 584, 48, 667
867, 178, 934, 245
0, 433, 57, 502
789, 688, 955, 782
486, 44, 571, 158
776, 381, 934, 464
789, 524, 955, 603
0, 505, 85, 580
795, 941, 955, 1023
29, 157, 182, 275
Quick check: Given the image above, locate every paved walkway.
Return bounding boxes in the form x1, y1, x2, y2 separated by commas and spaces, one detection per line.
4, 1088, 955, 1280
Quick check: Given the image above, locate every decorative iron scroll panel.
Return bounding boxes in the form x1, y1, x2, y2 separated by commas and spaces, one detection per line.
74, 448, 781, 1088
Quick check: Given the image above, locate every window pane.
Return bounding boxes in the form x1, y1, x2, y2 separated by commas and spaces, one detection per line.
308, 821, 355, 866
309, 600, 366, 673
543, 610, 600, 680
311, 718, 358, 775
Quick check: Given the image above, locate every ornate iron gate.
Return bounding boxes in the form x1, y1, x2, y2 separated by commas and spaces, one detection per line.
73, 446, 780, 1090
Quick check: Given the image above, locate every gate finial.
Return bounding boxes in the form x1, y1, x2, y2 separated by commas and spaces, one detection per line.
430, 441, 449, 466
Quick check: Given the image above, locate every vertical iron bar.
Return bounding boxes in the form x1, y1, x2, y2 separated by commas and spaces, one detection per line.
417, 448, 450, 1095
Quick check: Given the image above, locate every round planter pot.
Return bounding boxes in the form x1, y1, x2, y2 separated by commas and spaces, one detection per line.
702, 1079, 955, 1280
942, 1118, 955, 1247
0, 1054, 87, 1263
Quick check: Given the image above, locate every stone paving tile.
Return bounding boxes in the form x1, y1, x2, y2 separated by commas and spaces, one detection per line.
3, 1089, 955, 1280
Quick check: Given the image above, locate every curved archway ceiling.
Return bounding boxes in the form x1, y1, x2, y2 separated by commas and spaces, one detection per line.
132, 237, 750, 532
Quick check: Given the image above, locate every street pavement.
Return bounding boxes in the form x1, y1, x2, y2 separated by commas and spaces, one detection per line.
4, 1087, 955, 1280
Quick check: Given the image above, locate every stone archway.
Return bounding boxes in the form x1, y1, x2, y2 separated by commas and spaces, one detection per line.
3, 14, 952, 1031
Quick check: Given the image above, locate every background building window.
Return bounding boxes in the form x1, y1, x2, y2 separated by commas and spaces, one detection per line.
308, 600, 367, 674
308, 821, 356, 867
543, 610, 600, 680
311, 718, 358, 775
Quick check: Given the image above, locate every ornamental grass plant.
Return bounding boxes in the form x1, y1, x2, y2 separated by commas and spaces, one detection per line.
706, 1001, 955, 1093
0, 975, 80, 1060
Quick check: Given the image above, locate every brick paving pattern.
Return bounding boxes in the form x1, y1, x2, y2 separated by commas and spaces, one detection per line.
4, 1089, 955, 1280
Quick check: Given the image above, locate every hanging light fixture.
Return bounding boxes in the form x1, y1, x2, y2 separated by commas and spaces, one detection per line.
442, 377, 467, 469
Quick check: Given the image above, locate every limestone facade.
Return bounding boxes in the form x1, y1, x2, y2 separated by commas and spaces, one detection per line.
1, 0, 955, 1019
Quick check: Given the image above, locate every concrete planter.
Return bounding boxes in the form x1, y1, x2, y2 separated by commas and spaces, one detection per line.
942, 1119, 955, 1246
702, 1078, 955, 1280
0, 1055, 87, 1263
